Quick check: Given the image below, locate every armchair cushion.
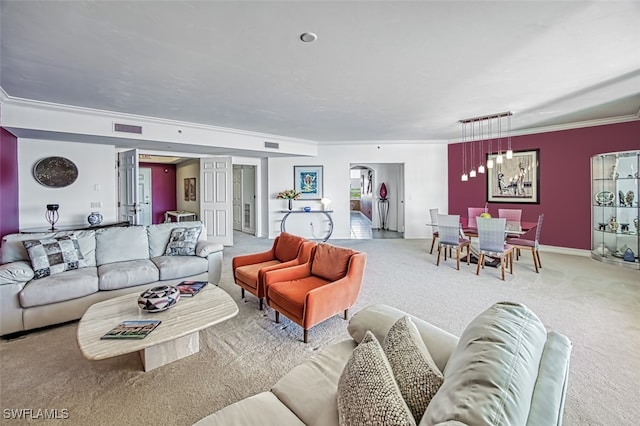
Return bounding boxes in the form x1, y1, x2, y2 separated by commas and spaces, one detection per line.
267, 275, 329, 319
274, 232, 305, 262
311, 243, 355, 282
235, 260, 282, 291
337, 331, 416, 426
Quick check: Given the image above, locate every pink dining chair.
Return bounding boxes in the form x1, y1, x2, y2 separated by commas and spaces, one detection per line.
509, 214, 544, 273
498, 208, 522, 238
467, 207, 485, 229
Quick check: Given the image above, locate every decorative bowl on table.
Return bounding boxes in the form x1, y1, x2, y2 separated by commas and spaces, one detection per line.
138, 285, 180, 312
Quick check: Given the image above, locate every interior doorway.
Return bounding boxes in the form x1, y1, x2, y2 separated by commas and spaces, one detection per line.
349, 163, 405, 239
233, 165, 256, 236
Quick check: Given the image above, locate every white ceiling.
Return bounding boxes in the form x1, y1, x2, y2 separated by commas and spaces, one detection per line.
1, 0, 639, 143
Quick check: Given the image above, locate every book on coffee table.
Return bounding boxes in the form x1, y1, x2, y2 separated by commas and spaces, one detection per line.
176, 280, 208, 297
100, 320, 161, 340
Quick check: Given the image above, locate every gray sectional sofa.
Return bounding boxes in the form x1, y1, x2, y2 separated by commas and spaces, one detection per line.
0, 221, 223, 336
195, 302, 572, 426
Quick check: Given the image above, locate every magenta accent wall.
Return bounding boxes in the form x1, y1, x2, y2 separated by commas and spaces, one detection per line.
448, 121, 640, 250
140, 163, 177, 224
0, 128, 20, 238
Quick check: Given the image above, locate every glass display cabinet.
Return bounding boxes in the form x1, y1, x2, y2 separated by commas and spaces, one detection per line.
591, 150, 639, 269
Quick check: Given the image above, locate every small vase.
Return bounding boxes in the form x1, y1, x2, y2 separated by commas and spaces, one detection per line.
288, 199, 293, 211
87, 211, 103, 225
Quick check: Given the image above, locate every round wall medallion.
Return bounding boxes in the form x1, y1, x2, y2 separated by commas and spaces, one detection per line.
33, 156, 78, 188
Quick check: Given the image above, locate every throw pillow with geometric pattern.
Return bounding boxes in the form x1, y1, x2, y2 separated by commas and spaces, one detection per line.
164, 226, 202, 256
22, 236, 86, 279
337, 331, 416, 426
382, 315, 444, 422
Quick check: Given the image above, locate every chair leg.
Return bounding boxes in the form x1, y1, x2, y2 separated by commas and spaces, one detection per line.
531, 249, 539, 273
436, 246, 442, 266
500, 256, 505, 281
476, 254, 483, 275
536, 250, 542, 269
241, 288, 245, 299
259, 298, 264, 310
455, 248, 460, 270
344, 309, 348, 320
466, 245, 470, 265
275, 311, 280, 323
509, 251, 513, 274
303, 329, 308, 344
429, 238, 436, 254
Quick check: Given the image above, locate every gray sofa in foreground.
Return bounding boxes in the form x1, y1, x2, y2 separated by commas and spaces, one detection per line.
0, 221, 223, 336
195, 302, 572, 426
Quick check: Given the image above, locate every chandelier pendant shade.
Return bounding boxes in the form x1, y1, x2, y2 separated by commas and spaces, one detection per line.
458, 112, 513, 181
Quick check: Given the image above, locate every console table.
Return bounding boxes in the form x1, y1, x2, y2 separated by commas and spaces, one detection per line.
279, 210, 334, 242
20, 221, 130, 234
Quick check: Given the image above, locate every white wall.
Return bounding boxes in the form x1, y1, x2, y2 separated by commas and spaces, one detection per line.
268, 142, 448, 239
18, 139, 116, 229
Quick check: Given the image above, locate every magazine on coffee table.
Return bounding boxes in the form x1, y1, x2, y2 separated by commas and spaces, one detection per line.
100, 320, 162, 340
176, 280, 208, 297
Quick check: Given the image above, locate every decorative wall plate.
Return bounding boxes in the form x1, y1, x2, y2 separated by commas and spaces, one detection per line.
33, 157, 78, 188
594, 190, 614, 206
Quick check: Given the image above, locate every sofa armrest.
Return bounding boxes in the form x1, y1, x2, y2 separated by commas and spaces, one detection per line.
196, 241, 224, 258
0, 261, 34, 285
347, 304, 459, 373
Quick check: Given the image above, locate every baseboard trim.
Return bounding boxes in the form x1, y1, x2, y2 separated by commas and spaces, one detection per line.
539, 245, 590, 257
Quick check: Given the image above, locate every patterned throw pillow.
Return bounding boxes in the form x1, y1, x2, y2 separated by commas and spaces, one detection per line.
337, 331, 416, 426
382, 315, 444, 422
22, 236, 86, 279
165, 226, 202, 256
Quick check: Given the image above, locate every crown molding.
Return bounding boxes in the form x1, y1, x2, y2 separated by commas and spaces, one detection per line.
0, 89, 317, 145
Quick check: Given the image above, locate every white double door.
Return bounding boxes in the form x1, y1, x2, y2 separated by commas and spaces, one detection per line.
117, 150, 233, 246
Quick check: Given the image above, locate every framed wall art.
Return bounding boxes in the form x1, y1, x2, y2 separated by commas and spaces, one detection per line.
486, 149, 540, 203
294, 165, 323, 200
184, 177, 196, 201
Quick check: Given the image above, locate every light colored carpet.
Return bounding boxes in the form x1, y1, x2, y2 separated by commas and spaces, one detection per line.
1, 232, 639, 425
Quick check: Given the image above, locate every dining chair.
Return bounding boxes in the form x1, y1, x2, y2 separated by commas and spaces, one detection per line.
428, 208, 439, 254
467, 207, 485, 230
436, 214, 470, 270
476, 217, 514, 281
498, 208, 523, 238
508, 214, 544, 273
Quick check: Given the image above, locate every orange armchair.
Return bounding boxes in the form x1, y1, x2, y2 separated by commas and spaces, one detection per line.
232, 233, 315, 310
264, 243, 367, 343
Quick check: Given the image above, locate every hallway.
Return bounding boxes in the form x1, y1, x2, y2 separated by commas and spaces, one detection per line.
350, 211, 403, 240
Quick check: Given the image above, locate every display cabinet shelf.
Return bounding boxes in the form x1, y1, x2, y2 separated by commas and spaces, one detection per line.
591, 150, 639, 269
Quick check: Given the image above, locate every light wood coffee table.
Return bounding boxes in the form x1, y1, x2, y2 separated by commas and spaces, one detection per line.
77, 284, 238, 371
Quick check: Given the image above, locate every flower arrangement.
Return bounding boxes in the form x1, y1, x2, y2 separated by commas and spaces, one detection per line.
276, 189, 301, 200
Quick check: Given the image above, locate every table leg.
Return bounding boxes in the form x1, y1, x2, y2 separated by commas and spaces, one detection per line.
139, 331, 199, 372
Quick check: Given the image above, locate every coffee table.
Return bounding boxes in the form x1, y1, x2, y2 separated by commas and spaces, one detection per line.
77, 284, 238, 371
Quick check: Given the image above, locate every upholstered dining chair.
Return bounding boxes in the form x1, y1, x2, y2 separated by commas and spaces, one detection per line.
436, 214, 470, 270
498, 208, 523, 238
467, 207, 485, 230
508, 213, 544, 273
428, 208, 439, 254
476, 217, 514, 281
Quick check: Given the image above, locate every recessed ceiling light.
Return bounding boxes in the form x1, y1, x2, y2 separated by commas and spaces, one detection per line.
300, 32, 317, 43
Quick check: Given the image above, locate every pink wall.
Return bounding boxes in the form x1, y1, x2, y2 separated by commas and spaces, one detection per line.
0, 128, 20, 238
448, 121, 640, 250
139, 163, 177, 224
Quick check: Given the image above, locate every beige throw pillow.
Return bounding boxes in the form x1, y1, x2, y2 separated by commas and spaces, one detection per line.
383, 315, 444, 422
337, 331, 416, 426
